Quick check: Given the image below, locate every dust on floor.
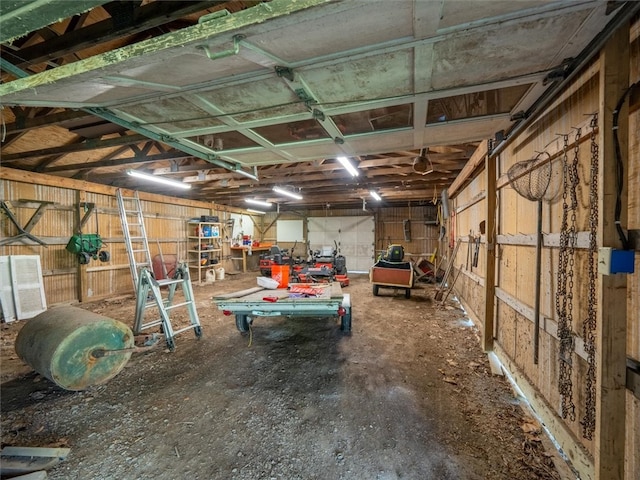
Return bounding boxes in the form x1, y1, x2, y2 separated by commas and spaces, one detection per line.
1, 273, 567, 480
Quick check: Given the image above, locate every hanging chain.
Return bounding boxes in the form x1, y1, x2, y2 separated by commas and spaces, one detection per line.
581, 114, 599, 439
556, 130, 580, 422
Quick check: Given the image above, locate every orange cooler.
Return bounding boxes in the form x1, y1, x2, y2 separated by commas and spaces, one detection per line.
271, 265, 289, 288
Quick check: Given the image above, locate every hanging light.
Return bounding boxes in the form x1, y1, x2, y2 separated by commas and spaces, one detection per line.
126, 169, 191, 189
337, 156, 359, 177
369, 190, 382, 201
272, 186, 303, 200
246, 208, 266, 215
245, 199, 272, 207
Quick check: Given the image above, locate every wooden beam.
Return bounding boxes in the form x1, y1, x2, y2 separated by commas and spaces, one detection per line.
45, 151, 195, 173
483, 145, 497, 351
448, 140, 488, 198
3, 110, 91, 134
0, 0, 333, 97
0, 167, 213, 209
594, 22, 629, 480
1, 134, 148, 161
6, 2, 218, 68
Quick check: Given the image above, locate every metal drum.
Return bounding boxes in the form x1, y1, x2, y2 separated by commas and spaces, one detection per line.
15, 306, 134, 391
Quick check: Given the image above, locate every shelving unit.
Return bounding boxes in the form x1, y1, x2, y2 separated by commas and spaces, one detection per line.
187, 221, 222, 283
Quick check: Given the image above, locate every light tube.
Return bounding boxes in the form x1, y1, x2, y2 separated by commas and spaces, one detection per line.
126, 169, 191, 189
370, 190, 382, 201
247, 209, 266, 215
337, 156, 359, 177
245, 199, 272, 207
272, 186, 303, 200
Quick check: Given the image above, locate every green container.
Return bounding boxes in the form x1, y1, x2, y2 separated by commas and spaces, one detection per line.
15, 306, 134, 391
65, 233, 103, 254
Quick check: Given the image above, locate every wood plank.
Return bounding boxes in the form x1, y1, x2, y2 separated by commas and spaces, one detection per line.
448, 140, 488, 198
483, 147, 496, 351
0, 167, 213, 209
213, 287, 265, 300
594, 24, 629, 480
1, 134, 148, 162
11, 471, 48, 480
493, 343, 594, 480
3, 110, 90, 134
10, 2, 216, 68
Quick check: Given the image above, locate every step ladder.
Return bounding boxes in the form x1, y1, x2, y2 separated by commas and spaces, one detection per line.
134, 265, 202, 351
116, 189, 202, 350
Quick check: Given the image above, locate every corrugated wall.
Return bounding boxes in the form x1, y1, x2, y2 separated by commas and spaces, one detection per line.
450, 18, 640, 480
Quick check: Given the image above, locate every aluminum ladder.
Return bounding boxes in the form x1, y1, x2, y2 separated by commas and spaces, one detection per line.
134, 265, 202, 351
116, 189, 153, 292
116, 189, 202, 350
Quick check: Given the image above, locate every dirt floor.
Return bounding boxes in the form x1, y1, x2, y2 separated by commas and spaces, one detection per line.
1, 272, 569, 480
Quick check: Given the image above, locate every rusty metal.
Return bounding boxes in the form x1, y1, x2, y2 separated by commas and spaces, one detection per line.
581, 113, 599, 439
556, 131, 579, 422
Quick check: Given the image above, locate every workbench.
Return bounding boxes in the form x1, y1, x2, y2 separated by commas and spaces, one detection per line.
212, 282, 351, 332
230, 246, 272, 273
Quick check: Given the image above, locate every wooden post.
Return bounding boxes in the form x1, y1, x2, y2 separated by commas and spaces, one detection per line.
483, 149, 496, 351
76, 190, 88, 303
595, 22, 629, 480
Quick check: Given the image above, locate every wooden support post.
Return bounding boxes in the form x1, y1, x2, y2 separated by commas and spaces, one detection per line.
595, 22, 629, 480
76, 190, 88, 303
483, 150, 496, 351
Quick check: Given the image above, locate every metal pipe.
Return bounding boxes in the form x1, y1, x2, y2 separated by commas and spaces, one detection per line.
533, 200, 543, 365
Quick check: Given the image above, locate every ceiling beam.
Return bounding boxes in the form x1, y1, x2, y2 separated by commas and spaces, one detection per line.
3, 110, 92, 134
0, 1, 109, 44
1, 134, 149, 161
3, 2, 221, 68
43, 150, 195, 173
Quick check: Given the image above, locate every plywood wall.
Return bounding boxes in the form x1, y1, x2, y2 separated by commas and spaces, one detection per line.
0, 170, 240, 307
450, 18, 640, 480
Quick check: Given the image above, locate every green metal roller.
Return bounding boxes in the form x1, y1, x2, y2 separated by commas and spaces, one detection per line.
15, 306, 134, 391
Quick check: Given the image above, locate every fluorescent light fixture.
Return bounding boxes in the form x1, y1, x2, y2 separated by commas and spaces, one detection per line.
126, 169, 191, 189
247, 208, 266, 215
337, 156, 359, 177
245, 199, 272, 207
272, 186, 303, 200
235, 166, 258, 181
370, 190, 382, 201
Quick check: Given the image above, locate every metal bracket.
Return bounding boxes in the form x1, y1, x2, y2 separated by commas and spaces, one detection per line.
275, 65, 294, 81
78, 202, 96, 234
627, 357, 640, 400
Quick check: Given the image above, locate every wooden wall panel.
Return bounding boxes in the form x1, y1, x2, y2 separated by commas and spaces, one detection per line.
452, 28, 640, 478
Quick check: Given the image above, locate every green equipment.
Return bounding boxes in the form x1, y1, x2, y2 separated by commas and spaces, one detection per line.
66, 233, 109, 264
66, 202, 110, 264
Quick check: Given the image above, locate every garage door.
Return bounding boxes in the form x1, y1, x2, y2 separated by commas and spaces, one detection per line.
307, 216, 375, 272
